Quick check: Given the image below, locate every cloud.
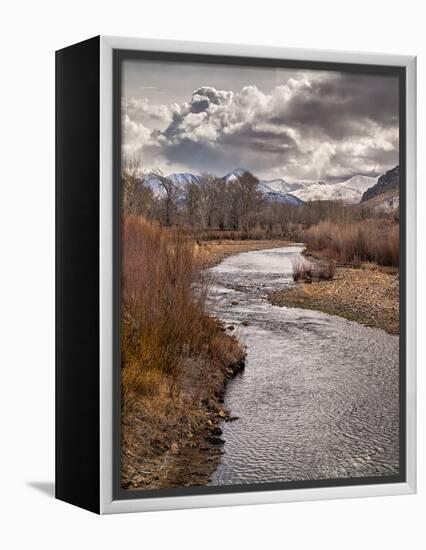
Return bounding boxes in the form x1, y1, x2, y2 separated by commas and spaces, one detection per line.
122, 114, 151, 156
122, 98, 173, 126
122, 71, 399, 181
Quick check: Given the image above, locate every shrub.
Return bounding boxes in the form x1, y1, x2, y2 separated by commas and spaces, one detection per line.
300, 220, 399, 267
315, 261, 336, 281
121, 216, 242, 406
292, 258, 335, 283
292, 260, 313, 282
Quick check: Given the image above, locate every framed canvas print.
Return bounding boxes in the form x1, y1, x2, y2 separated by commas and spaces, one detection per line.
56, 36, 417, 514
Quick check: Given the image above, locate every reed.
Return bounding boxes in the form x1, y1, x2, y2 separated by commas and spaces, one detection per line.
300, 220, 399, 267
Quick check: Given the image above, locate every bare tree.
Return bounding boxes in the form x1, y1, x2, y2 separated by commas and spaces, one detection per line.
183, 182, 200, 227
209, 177, 230, 230
151, 170, 179, 226
197, 174, 221, 228
122, 157, 154, 216
230, 171, 264, 235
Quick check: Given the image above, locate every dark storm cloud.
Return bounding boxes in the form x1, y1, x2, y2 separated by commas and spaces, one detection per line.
219, 124, 297, 159
270, 73, 399, 140
157, 125, 298, 176
122, 67, 399, 182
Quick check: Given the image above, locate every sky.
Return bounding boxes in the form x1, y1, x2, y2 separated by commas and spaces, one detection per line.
122, 59, 399, 183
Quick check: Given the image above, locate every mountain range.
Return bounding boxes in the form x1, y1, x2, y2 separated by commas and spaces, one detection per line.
143, 166, 398, 206
361, 165, 400, 203
294, 174, 379, 203
355, 165, 400, 214
223, 169, 304, 205
144, 169, 304, 206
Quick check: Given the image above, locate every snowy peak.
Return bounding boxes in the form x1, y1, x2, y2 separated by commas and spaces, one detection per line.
143, 171, 202, 194
259, 178, 303, 195
142, 167, 390, 206
225, 169, 303, 197
293, 174, 379, 204
342, 174, 378, 189
259, 178, 289, 194
223, 168, 249, 181
167, 173, 203, 187
223, 169, 304, 205
143, 168, 305, 206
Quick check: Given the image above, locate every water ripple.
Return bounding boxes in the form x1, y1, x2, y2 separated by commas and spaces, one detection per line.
207, 246, 399, 485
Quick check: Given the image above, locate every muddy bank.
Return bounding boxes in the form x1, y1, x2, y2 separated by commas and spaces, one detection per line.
269, 263, 399, 335
121, 328, 245, 490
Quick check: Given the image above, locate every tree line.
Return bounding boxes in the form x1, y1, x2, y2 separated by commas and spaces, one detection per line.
122, 163, 264, 232
122, 161, 396, 239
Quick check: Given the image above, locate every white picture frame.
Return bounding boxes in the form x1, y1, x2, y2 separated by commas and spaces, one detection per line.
99, 36, 416, 514
55, 35, 416, 514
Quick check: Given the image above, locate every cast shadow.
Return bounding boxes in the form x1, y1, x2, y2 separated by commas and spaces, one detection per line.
27, 481, 55, 498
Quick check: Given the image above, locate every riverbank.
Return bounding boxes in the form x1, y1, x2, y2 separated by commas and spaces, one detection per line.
123, 236, 399, 489
121, 217, 249, 490
269, 262, 399, 335
122, 324, 245, 490
194, 238, 292, 269
122, 239, 293, 490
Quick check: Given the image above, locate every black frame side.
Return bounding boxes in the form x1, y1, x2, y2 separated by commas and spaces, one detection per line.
55, 36, 100, 514
113, 49, 407, 501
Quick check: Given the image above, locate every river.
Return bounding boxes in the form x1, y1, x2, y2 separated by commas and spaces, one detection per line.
207, 245, 400, 485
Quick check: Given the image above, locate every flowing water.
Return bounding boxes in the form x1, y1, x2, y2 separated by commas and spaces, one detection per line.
207, 245, 399, 485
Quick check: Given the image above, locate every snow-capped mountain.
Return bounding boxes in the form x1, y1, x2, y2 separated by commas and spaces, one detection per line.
223, 168, 247, 182
143, 168, 383, 206
361, 165, 399, 203
219, 169, 381, 204
259, 178, 303, 195
145, 168, 305, 206
262, 191, 304, 206
225, 170, 302, 195
223, 169, 304, 205
143, 172, 202, 194
357, 166, 400, 213
293, 174, 379, 204
167, 173, 204, 187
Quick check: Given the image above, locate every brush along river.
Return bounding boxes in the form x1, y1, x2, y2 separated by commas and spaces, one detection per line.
206, 245, 399, 485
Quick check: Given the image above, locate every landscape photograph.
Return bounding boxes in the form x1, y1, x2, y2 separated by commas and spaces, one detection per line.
119, 58, 401, 491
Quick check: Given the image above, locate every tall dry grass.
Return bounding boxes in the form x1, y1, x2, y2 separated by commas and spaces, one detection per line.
300, 220, 399, 267
292, 259, 335, 283
121, 216, 240, 406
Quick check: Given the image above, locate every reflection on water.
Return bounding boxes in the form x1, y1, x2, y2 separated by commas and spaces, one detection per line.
207, 246, 399, 485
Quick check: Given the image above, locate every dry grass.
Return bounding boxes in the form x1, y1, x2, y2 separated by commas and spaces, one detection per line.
121, 216, 246, 489
300, 220, 399, 267
122, 215, 241, 403
292, 260, 313, 282
122, 216, 196, 401
292, 258, 335, 283
316, 261, 336, 281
